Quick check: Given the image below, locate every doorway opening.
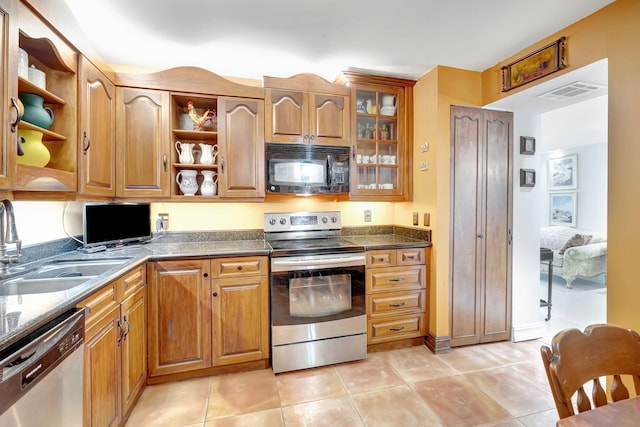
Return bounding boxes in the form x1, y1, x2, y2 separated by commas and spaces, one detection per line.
487, 58, 608, 344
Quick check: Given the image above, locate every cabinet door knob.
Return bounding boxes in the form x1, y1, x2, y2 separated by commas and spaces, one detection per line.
212, 292, 218, 297
237, 265, 243, 271
203, 273, 209, 278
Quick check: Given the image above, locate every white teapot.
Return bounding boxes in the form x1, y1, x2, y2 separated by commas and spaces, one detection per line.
198, 143, 218, 165
175, 141, 195, 164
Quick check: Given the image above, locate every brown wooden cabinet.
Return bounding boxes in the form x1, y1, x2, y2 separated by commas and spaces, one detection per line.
147, 256, 269, 379
264, 74, 350, 147
217, 97, 265, 198
147, 259, 212, 377
365, 248, 427, 346
79, 265, 147, 427
115, 87, 170, 197
337, 72, 415, 201
78, 56, 116, 197
449, 105, 513, 347
211, 256, 269, 365
14, 3, 78, 192
0, 0, 18, 190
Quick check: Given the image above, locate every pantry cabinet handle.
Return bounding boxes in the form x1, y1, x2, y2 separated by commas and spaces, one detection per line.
352, 145, 356, 160
10, 97, 21, 132
220, 156, 225, 174
389, 302, 405, 307
163, 154, 167, 172
389, 278, 405, 282
82, 131, 91, 154
117, 320, 124, 346
390, 326, 405, 332
123, 316, 131, 341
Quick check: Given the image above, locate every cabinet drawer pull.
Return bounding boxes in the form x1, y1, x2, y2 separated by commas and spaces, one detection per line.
389, 326, 405, 332
237, 265, 243, 271
389, 278, 405, 282
378, 257, 385, 262
389, 302, 405, 308
407, 255, 416, 260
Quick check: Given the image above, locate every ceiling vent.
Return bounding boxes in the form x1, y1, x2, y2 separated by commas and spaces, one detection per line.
537, 81, 607, 101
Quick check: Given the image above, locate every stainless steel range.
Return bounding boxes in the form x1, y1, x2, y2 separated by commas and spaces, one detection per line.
265, 211, 366, 374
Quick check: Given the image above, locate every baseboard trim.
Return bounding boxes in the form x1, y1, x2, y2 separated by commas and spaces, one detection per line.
425, 332, 451, 354
512, 322, 545, 342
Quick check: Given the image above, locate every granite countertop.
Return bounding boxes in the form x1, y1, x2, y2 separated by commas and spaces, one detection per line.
0, 233, 429, 351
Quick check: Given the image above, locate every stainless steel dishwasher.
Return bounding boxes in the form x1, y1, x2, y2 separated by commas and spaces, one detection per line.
0, 309, 84, 427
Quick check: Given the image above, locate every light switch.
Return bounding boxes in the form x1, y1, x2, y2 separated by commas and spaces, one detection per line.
412, 212, 419, 226
420, 143, 429, 153
364, 209, 372, 222
424, 213, 430, 226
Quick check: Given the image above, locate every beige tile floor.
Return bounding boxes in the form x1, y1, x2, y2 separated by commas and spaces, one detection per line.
126, 339, 562, 427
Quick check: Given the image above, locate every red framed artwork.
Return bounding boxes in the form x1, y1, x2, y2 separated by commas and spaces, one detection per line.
501, 37, 567, 92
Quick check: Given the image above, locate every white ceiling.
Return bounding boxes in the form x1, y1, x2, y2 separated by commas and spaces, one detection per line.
62, 0, 614, 82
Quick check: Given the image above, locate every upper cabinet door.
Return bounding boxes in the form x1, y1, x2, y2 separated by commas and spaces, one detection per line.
265, 89, 306, 144
309, 92, 349, 146
78, 56, 116, 197
115, 87, 170, 197
0, 0, 18, 190
217, 96, 265, 199
264, 74, 350, 147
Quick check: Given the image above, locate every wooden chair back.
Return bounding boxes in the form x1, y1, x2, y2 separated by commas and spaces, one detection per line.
541, 324, 640, 419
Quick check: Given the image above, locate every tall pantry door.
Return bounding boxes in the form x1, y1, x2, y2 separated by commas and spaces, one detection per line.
450, 106, 513, 347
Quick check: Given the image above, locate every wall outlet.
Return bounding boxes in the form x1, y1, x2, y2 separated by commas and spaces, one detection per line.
420, 162, 429, 171
412, 212, 419, 226
156, 213, 169, 232
420, 143, 429, 153
364, 209, 372, 222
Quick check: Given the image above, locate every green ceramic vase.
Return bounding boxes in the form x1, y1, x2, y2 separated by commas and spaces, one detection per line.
19, 92, 54, 129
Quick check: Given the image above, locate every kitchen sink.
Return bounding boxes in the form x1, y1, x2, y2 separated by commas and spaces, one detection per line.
25, 259, 131, 280
0, 277, 93, 296
0, 257, 133, 296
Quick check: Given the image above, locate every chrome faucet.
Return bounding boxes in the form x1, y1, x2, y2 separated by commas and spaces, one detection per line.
0, 199, 21, 272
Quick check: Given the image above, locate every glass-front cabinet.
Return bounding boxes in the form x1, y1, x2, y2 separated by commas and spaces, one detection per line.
339, 72, 415, 201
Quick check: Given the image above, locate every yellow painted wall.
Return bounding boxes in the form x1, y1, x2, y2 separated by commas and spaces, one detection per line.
482, 0, 640, 334
150, 200, 396, 231
421, 0, 640, 338
411, 66, 482, 337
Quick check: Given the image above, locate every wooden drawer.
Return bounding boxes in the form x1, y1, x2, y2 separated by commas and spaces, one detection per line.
366, 290, 426, 317
367, 314, 425, 344
78, 281, 118, 328
366, 249, 396, 268
211, 256, 268, 278
397, 248, 425, 266
120, 265, 146, 300
366, 265, 425, 293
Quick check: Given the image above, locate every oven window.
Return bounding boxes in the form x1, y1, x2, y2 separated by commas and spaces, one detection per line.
271, 266, 365, 326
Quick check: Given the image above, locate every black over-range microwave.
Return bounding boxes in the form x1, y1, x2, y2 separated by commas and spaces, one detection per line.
265, 143, 350, 195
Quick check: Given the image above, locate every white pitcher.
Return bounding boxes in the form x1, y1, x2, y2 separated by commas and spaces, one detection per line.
198, 143, 218, 165
380, 94, 397, 115
176, 169, 198, 196
175, 141, 195, 164
200, 170, 218, 196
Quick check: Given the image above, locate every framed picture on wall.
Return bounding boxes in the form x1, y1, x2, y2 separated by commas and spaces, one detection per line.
520, 169, 536, 187
549, 154, 578, 190
520, 136, 536, 155
549, 192, 577, 226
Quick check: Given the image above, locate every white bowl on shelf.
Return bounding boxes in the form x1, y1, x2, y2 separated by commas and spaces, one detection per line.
380, 106, 396, 116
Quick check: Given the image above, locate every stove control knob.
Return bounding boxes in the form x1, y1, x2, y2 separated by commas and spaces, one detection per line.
279, 218, 287, 225
331, 216, 338, 223
268, 218, 276, 226
322, 217, 328, 224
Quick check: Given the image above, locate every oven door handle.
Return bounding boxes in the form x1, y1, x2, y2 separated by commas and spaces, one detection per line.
271, 254, 365, 271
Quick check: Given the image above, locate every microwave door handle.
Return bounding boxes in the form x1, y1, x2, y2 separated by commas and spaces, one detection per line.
326, 155, 332, 187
